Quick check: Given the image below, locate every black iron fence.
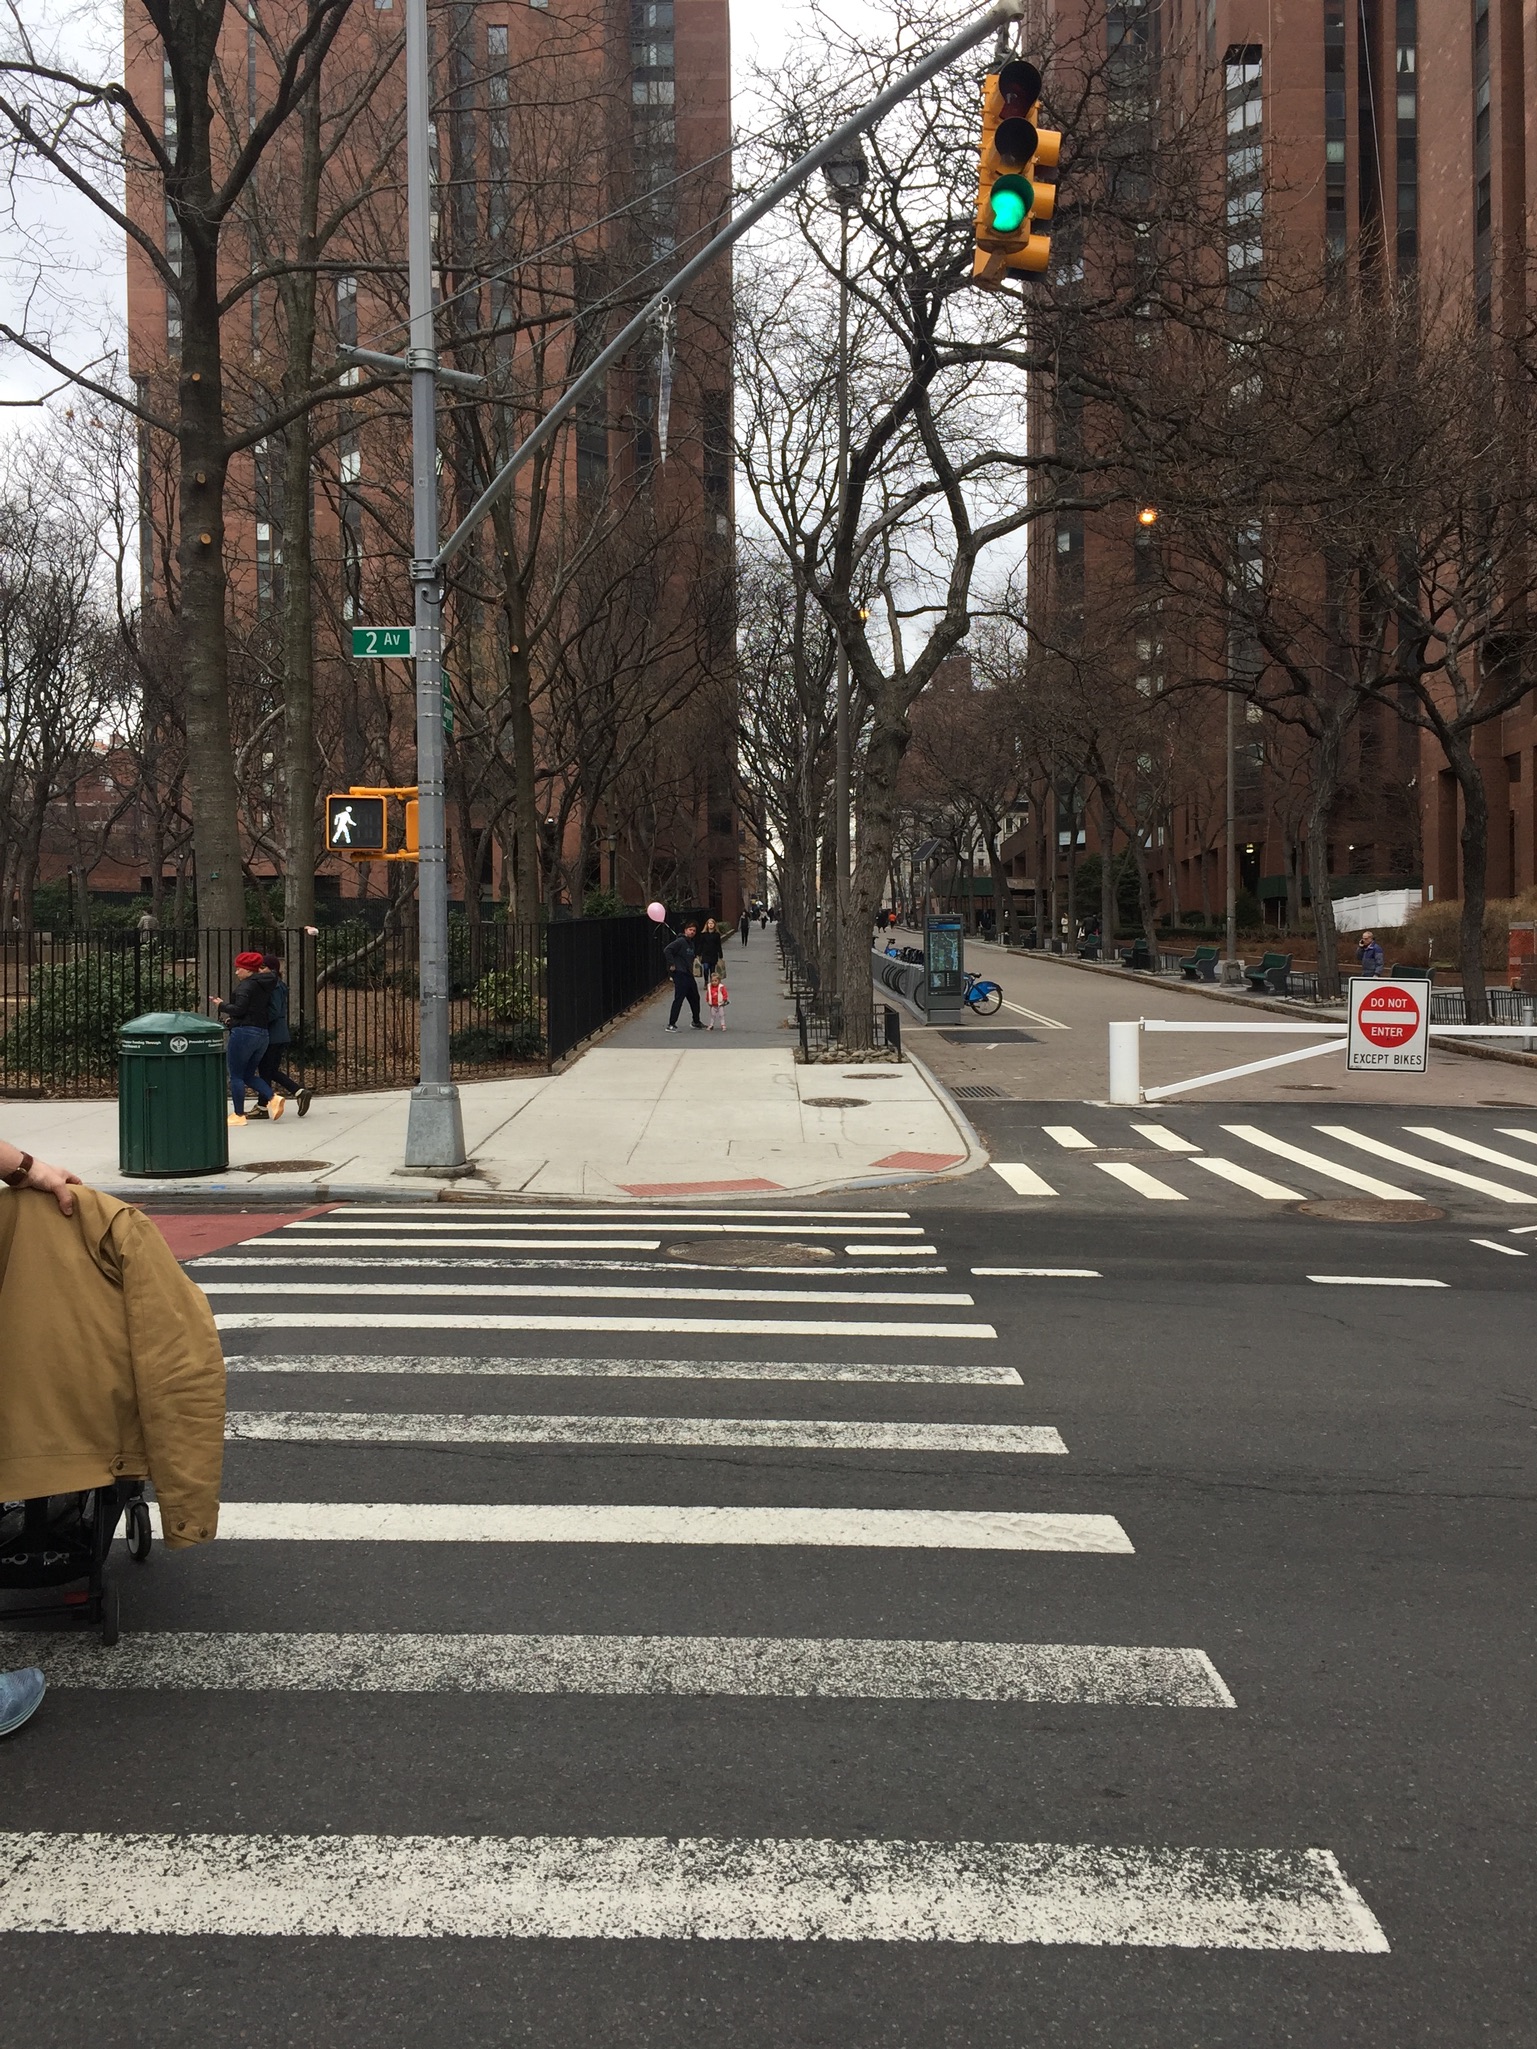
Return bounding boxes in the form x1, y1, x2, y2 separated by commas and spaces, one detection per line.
0, 915, 666, 1099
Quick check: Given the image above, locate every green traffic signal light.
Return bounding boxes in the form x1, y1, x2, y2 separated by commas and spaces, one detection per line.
989, 175, 1034, 234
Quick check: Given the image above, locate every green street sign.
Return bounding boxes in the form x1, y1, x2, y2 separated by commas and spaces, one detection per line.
351, 625, 414, 659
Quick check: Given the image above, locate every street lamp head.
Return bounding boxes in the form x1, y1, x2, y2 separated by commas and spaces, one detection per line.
1137, 505, 1159, 527
822, 136, 869, 206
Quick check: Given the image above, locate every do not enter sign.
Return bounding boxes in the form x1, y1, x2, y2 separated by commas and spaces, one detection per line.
1347, 977, 1429, 1072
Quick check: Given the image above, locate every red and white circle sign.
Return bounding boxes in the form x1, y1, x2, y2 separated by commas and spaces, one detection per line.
1356, 984, 1419, 1045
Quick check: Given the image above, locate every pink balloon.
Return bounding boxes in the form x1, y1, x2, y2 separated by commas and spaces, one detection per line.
646, 901, 667, 923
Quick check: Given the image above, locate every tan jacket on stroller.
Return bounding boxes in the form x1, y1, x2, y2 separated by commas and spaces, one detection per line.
0, 1187, 225, 1546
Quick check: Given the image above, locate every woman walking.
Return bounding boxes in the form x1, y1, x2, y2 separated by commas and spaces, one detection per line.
695, 917, 724, 980
258, 951, 313, 1115
739, 909, 750, 945
219, 953, 281, 1125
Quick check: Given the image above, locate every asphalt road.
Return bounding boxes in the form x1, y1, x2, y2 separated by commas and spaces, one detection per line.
0, 1184, 1530, 2046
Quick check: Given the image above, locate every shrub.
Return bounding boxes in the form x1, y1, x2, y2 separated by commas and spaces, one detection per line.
1, 949, 198, 1085
581, 887, 626, 919
1405, 897, 1511, 971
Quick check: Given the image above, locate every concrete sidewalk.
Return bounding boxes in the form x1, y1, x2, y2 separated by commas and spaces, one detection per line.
1, 933, 984, 1203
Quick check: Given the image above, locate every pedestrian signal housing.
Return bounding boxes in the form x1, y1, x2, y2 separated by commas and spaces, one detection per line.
973, 59, 1060, 285
326, 794, 387, 854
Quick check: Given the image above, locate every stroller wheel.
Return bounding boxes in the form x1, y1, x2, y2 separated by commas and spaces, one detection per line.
126, 1499, 152, 1562
100, 1585, 120, 1647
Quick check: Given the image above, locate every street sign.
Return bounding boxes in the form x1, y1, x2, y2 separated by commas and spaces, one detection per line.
326, 794, 387, 854
1347, 977, 1428, 1073
351, 626, 414, 659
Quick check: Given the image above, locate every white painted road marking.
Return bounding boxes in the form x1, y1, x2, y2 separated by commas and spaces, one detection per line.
1495, 1128, 1537, 1153
979, 1253, 1098, 1270
215, 1314, 998, 1340
1001, 1000, 1070, 1029
2, 1634, 1235, 1706
1469, 1238, 1526, 1257
843, 1245, 938, 1256
1306, 1276, 1449, 1288
1094, 1161, 1187, 1201
218, 1239, 666, 1254
1314, 1126, 1537, 1205
0, 1832, 1387, 1948
1131, 1125, 1201, 1153
224, 1411, 1070, 1455
1221, 1126, 1422, 1201
199, 1280, 976, 1308
224, 1354, 1025, 1385
195, 1257, 945, 1279
148, 1503, 1133, 1551
991, 1162, 1058, 1197
1043, 1126, 1096, 1149
1404, 1127, 1537, 1182
1191, 1158, 1304, 1201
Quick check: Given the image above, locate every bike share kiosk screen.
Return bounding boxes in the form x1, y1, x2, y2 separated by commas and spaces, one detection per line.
923, 915, 965, 1019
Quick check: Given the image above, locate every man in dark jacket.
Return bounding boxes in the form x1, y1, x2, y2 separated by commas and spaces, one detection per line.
257, 952, 312, 1116
663, 923, 704, 1031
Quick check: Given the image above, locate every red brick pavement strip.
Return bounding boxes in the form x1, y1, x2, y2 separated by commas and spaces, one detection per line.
872, 1151, 965, 1173
145, 1206, 337, 1261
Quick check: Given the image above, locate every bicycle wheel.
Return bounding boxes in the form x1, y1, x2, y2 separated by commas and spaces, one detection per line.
968, 981, 1004, 1016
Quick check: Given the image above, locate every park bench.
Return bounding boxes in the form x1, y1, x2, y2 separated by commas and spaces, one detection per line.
1244, 951, 1293, 995
1389, 963, 1433, 982
1118, 939, 1154, 971
1179, 944, 1220, 982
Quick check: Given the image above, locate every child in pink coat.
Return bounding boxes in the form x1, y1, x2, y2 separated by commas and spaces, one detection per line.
705, 969, 729, 1030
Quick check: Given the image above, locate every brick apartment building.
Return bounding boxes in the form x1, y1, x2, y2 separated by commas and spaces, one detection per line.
113, 0, 741, 920
1017, 0, 1537, 932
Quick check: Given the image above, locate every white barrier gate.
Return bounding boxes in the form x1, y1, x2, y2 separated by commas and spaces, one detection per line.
1108, 1017, 1537, 1105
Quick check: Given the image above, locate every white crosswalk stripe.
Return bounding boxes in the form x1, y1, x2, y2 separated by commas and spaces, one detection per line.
223, 1411, 1069, 1454
0, 1632, 1235, 1704
1404, 1128, 1537, 1180
1220, 1125, 1422, 1200
1313, 1125, 1537, 1204
225, 1353, 1025, 1384
0, 1832, 1385, 1948
991, 1161, 1058, 1196
1131, 1124, 1202, 1152
1094, 1161, 1186, 1201
1190, 1157, 1304, 1201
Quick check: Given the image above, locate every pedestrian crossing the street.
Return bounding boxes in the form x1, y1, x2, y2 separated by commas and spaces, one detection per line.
991, 1113, 1537, 1207
0, 1203, 1388, 1966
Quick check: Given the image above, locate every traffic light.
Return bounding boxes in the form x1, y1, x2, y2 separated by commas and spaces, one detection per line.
326, 794, 387, 855
973, 59, 1061, 285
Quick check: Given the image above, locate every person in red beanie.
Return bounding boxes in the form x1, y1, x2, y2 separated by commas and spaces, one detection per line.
216, 953, 282, 1125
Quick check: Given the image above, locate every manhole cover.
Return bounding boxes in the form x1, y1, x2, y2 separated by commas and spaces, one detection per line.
239, 1160, 332, 1174
666, 1238, 837, 1267
803, 1095, 868, 1108
1298, 1198, 1447, 1223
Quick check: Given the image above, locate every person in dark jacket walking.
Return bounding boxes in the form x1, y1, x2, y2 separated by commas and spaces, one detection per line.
218, 954, 281, 1124
739, 909, 751, 945
257, 952, 312, 1116
663, 923, 704, 1031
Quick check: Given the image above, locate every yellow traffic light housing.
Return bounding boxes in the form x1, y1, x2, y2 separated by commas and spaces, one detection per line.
973, 59, 1061, 285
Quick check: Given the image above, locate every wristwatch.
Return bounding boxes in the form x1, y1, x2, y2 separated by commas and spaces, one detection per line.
2, 1151, 33, 1188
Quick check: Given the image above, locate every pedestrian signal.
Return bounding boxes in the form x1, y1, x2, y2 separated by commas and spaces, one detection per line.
973, 59, 1060, 285
326, 795, 386, 854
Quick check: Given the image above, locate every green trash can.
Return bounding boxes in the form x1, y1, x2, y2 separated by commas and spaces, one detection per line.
118, 1011, 229, 1178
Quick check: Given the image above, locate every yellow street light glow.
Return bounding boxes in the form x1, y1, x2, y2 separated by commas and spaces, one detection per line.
1137, 506, 1159, 526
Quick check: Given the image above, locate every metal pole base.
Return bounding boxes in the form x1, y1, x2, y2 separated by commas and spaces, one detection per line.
404, 1083, 468, 1169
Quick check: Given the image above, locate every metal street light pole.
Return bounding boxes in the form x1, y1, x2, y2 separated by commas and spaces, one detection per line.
823, 138, 867, 1009
402, 0, 466, 1169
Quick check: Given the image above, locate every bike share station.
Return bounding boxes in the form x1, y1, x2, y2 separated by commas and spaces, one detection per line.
874, 916, 1004, 1025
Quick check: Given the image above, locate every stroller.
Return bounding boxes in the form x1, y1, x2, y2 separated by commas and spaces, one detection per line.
0, 1482, 153, 1646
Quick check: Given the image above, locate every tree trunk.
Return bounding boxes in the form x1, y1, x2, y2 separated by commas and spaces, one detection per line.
837, 708, 910, 1050
490, 499, 540, 923
1306, 724, 1343, 1000
279, 83, 322, 931
1098, 784, 1115, 948
176, 208, 245, 934
1444, 729, 1491, 1023
986, 835, 1010, 945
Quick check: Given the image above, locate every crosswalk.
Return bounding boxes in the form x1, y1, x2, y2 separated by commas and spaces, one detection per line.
992, 1116, 1537, 1206
0, 1204, 1388, 1963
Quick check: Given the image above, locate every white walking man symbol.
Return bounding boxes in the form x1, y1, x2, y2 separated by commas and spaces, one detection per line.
330, 804, 358, 846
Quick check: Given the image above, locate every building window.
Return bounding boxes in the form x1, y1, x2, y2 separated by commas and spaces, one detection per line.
703, 387, 730, 532
1472, 0, 1491, 305
1224, 48, 1264, 301
1321, 4, 1346, 263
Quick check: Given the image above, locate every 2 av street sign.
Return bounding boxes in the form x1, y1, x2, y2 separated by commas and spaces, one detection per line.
351, 625, 414, 659
1347, 977, 1429, 1073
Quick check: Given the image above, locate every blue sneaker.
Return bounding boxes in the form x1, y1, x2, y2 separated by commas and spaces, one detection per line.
0, 1667, 45, 1735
